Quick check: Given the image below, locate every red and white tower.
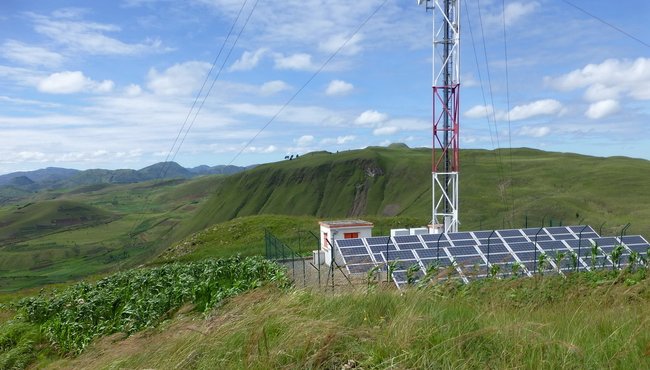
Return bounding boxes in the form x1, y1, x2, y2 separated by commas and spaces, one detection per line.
419, 0, 460, 233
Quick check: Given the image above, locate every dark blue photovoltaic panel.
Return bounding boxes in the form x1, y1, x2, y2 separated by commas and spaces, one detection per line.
450, 239, 479, 247
336, 238, 365, 247
369, 244, 397, 253
509, 242, 536, 252
394, 235, 420, 243
373, 253, 384, 262
426, 240, 451, 248
514, 251, 539, 261
347, 264, 376, 274
599, 246, 618, 253
473, 230, 494, 238
420, 234, 448, 242
589, 256, 612, 267
339, 247, 368, 256
382, 250, 415, 260
392, 270, 408, 284
397, 242, 425, 250
627, 244, 650, 253
478, 244, 508, 253
597, 237, 619, 247
392, 260, 419, 270
564, 239, 592, 249
415, 249, 443, 259
366, 236, 391, 245
532, 235, 553, 242
448, 232, 473, 240
421, 258, 452, 267
453, 255, 484, 265
499, 229, 524, 237
521, 261, 536, 271
538, 240, 568, 251
522, 228, 547, 236
546, 227, 570, 235
552, 234, 576, 241
446, 246, 479, 256
568, 225, 596, 234
622, 235, 646, 244
344, 255, 373, 264
501, 236, 529, 243
486, 253, 515, 263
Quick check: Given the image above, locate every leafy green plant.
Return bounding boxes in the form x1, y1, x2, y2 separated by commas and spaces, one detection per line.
628, 251, 639, 272
16, 256, 288, 355
417, 261, 441, 288
610, 245, 624, 270
590, 241, 599, 269
489, 264, 501, 278
511, 262, 523, 276
386, 261, 398, 283
537, 253, 549, 275
366, 265, 381, 289
406, 264, 421, 285
569, 251, 579, 271
553, 251, 566, 273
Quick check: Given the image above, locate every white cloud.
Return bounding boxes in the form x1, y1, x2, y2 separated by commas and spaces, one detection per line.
547, 58, 650, 101
147, 61, 211, 95
355, 110, 388, 125
37, 71, 114, 94
2, 40, 64, 67
124, 84, 142, 96
482, 1, 540, 28
29, 11, 166, 55
504, 99, 563, 121
464, 104, 494, 119
243, 145, 277, 154
373, 126, 398, 136
296, 135, 314, 146
325, 80, 354, 96
322, 135, 355, 145
585, 99, 620, 120
517, 126, 551, 138
229, 48, 268, 71
274, 53, 315, 71
260, 80, 291, 95
318, 33, 363, 55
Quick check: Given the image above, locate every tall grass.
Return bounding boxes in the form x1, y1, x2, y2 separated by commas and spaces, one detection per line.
42, 269, 650, 369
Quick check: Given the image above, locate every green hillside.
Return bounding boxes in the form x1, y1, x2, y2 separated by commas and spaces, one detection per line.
185, 146, 650, 237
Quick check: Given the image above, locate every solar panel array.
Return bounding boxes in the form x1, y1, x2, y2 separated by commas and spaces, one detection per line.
333, 225, 650, 289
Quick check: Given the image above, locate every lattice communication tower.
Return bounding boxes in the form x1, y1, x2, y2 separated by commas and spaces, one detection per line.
418, 0, 460, 233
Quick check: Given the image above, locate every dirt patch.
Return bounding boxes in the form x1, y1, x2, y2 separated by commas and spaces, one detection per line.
382, 203, 401, 216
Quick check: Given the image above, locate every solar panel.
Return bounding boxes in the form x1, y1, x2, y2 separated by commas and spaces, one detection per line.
397, 242, 426, 250
332, 225, 648, 289
339, 246, 369, 256
448, 232, 473, 240
477, 244, 508, 253
369, 244, 397, 253
446, 246, 480, 256
450, 239, 479, 246
394, 235, 420, 243
336, 238, 365, 247
366, 236, 391, 245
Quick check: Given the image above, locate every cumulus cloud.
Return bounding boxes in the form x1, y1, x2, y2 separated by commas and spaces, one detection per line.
322, 135, 355, 145
260, 80, 291, 95
2, 40, 64, 67
325, 80, 354, 96
585, 99, 620, 120
37, 71, 114, 94
243, 145, 278, 154
505, 99, 563, 121
274, 53, 315, 71
355, 110, 388, 125
547, 58, 650, 101
147, 61, 211, 95
517, 126, 551, 138
124, 84, 142, 96
373, 126, 398, 136
464, 104, 494, 119
229, 48, 268, 71
296, 135, 314, 146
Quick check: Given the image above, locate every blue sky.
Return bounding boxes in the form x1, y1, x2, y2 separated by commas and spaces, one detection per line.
1, 0, 649, 174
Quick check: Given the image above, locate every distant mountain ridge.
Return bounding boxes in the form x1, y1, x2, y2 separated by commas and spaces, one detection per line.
0, 162, 252, 193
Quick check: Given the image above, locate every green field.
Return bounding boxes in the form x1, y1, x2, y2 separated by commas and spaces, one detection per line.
3, 146, 650, 293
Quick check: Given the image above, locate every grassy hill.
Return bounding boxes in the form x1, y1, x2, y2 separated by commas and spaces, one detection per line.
184, 145, 650, 237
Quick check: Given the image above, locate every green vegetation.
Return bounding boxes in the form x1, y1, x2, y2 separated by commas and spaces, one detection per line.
26, 270, 650, 369
0, 256, 287, 367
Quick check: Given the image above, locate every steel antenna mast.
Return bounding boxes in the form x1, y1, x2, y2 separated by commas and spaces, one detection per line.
419, 0, 460, 233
